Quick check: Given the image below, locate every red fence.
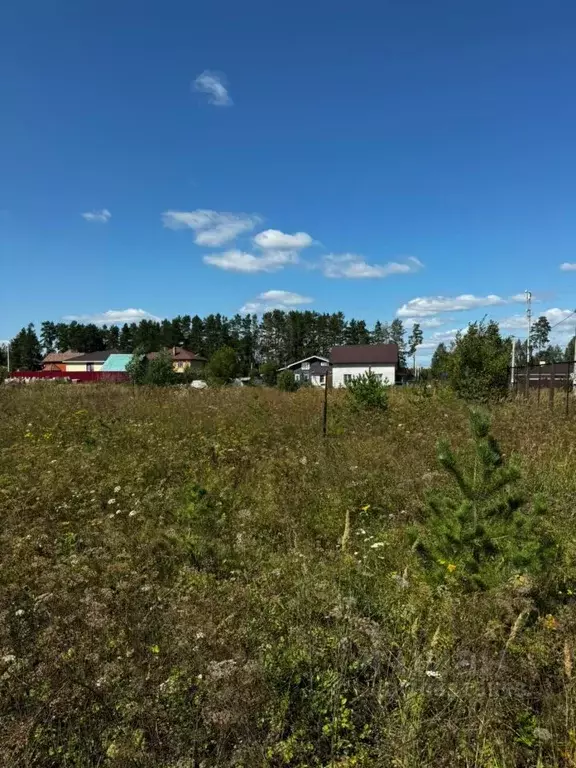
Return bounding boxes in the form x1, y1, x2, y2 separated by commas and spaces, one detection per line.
11, 371, 129, 383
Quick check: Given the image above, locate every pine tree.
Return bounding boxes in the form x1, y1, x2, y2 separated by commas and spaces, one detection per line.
40, 321, 57, 353
390, 319, 406, 367
10, 324, 43, 371
409, 410, 557, 591
407, 323, 423, 374
431, 342, 450, 379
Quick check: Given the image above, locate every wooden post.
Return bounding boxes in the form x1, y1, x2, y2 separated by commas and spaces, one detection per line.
322, 371, 329, 437
566, 369, 571, 416
549, 363, 555, 409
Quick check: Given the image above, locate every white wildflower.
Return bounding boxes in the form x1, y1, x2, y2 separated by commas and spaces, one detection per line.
128, 510, 138, 517
107, 498, 116, 505
299, 456, 307, 465
426, 670, 441, 678
370, 542, 385, 549
15, 609, 24, 617
114, 485, 121, 492
2, 654, 16, 664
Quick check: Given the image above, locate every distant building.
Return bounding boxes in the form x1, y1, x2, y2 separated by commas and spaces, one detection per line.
278, 355, 330, 387
64, 350, 114, 373
100, 354, 134, 372
42, 350, 80, 371
146, 347, 206, 374
330, 344, 398, 388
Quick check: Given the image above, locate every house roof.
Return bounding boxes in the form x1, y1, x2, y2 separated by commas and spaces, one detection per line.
278, 354, 329, 371
146, 347, 206, 362
66, 350, 114, 363
330, 344, 398, 365
42, 350, 80, 364
101, 354, 133, 372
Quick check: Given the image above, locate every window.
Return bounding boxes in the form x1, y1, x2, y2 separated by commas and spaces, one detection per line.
86, 363, 94, 372
295, 373, 301, 381
320, 361, 328, 366
302, 373, 310, 381
319, 375, 325, 384
176, 361, 184, 368
373, 373, 383, 381
302, 361, 310, 370
343, 374, 353, 384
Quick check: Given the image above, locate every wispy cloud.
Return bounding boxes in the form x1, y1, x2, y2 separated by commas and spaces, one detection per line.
397, 293, 524, 317
323, 254, 423, 279
203, 249, 298, 273
240, 290, 313, 314
560, 263, 576, 272
81, 209, 111, 223
63, 308, 161, 325
162, 209, 261, 246
193, 70, 232, 106
419, 329, 462, 351
403, 316, 446, 329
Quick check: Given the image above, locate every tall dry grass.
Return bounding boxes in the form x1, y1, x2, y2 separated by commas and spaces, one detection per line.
1, 384, 576, 766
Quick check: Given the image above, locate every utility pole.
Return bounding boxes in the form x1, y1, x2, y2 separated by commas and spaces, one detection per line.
6, 342, 10, 373
525, 290, 532, 365
510, 336, 516, 388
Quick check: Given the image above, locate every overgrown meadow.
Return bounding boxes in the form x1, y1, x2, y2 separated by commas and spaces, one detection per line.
2, 384, 576, 767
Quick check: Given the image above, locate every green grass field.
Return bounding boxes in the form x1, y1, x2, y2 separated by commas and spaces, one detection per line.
2, 384, 576, 767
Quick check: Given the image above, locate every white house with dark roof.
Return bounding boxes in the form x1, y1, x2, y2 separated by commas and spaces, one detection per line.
278, 355, 330, 387
330, 344, 398, 388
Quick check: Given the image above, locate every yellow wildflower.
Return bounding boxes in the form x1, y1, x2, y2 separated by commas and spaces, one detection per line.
360, 504, 371, 512
543, 614, 559, 631
447, 563, 457, 573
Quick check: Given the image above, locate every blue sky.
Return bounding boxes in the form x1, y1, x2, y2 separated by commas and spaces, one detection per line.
2, 0, 576, 357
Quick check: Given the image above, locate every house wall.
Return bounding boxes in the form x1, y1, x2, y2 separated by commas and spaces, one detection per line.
172, 359, 205, 373
293, 366, 327, 387
332, 363, 396, 388
65, 362, 105, 373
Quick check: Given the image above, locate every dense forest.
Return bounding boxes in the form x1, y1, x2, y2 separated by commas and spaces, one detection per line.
3, 312, 415, 373
2, 310, 574, 376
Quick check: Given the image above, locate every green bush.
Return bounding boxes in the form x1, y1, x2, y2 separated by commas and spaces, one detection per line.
345, 370, 389, 411
277, 369, 298, 392
144, 350, 177, 386
259, 361, 279, 386
0, 365, 8, 383
125, 347, 147, 385
207, 346, 238, 385
447, 320, 510, 401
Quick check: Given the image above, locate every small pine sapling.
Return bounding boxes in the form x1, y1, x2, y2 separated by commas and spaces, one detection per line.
409, 410, 557, 591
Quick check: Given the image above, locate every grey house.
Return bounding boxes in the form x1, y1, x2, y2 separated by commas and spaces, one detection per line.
278, 355, 330, 386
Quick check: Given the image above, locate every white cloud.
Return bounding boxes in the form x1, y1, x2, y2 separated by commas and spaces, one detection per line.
403, 316, 446, 329
499, 308, 575, 333
193, 70, 232, 106
560, 263, 576, 272
253, 229, 313, 250
240, 290, 313, 314
396, 293, 525, 317
323, 254, 423, 279
81, 209, 111, 223
419, 329, 462, 351
162, 209, 261, 246
63, 308, 161, 325
203, 249, 299, 273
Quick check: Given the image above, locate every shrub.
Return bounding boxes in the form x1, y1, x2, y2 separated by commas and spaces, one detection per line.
447, 320, 510, 401
259, 361, 279, 386
345, 370, 389, 411
0, 365, 8, 384
125, 347, 147, 385
277, 369, 298, 392
144, 349, 177, 386
409, 409, 558, 591
207, 346, 238, 385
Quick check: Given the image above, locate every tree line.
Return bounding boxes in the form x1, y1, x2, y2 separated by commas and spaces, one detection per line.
2, 312, 424, 373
